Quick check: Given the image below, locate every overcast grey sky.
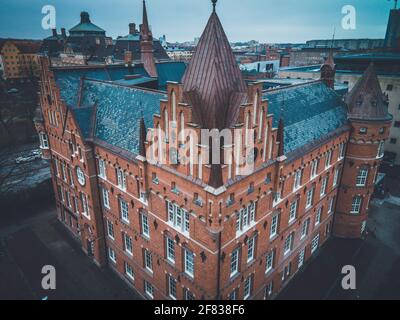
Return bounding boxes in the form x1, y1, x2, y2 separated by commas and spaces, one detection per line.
0, 0, 394, 43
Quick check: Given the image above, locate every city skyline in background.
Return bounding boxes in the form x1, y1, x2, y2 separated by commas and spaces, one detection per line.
0, 0, 395, 43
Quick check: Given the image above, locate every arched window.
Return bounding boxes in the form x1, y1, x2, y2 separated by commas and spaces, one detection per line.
253, 91, 258, 125
180, 112, 185, 144
171, 91, 177, 122
258, 108, 264, 140
164, 109, 169, 141
158, 124, 163, 162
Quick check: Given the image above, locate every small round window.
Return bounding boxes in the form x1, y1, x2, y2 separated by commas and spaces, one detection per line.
76, 166, 86, 186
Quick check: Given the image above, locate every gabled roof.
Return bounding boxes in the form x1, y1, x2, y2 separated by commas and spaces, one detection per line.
263, 82, 348, 154
182, 9, 247, 130
346, 63, 392, 122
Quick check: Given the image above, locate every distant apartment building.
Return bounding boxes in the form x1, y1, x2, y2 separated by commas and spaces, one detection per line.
306, 39, 384, 50
0, 40, 42, 82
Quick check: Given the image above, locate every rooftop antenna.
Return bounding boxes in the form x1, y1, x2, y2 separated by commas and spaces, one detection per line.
330, 26, 336, 49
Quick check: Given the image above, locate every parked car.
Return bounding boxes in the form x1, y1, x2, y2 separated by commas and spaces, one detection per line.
15, 151, 41, 164
7, 88, 19, 94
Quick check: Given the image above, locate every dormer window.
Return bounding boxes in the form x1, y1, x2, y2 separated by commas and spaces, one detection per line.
359, 127, 367, 134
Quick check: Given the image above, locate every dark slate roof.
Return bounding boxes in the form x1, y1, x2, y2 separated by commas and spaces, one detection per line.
113, 39, 170, 61
80, 79, 166, 154
156, 62, 186, 89
71, 106, 94, 139
263, 81, 348, 154
53, 66, 149, 106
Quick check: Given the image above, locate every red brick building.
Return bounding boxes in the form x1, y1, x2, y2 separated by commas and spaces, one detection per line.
35, 1, 392, 300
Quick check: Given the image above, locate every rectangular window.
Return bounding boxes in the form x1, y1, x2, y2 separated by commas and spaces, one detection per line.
293, 169, 302, 191
166, 237, 175, 263
54, 158, 60, 177
270, 214, 279, 239
325, 150, 332, 168
283, 233, 294, 255
167, 201, 190, 234
247, 236, 256, 263
108, 248, 116, 263
264, 282, 273, 299
124, 233, 133, 255
184, 289, 195, 300
306, 188, 314, 209
320, 176, 328, 197
311, 159, 318, 179
236, 202, 256, 233
102, 188, 110, 209
265, 250, 274, 273
124, 262, 134, 280
81, 193, 90, 218
98, 159, 107, 179
328, 197, 335, 214
107, 220, 114, 239
68, 167, 74, 187
116, 168, 126, 190
144, 281, 154, 299
184, 249, 195, 277
315, 207, 322, 226
144, 249, 153, 272
356, 169, 368, 187
289, 199, 298, 223
333, 167, 340, 187
61, 163, 67, 182
377, 141, 385, 158
229, 289, 237, 300
230, 248, 240, 277
120, 198, 129, 224
301, 218, 310, 239
168, 275, 177, 300
39, 133, 49, 149
351, 196, 362, 214
338, 143, 345, 159
243, 275, 253, 300
141, 213, 150, 238
298, 248, 305, 268
311, 234, 320, 254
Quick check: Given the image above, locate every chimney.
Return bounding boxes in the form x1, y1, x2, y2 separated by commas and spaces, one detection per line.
61, 28, 66, 37
52, 29, 57, 37
125, 50, 133, 67
129, 23, 137, 35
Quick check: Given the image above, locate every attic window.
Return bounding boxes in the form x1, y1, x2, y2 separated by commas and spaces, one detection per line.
371, 99, 378, 107
359, 127, 367, 134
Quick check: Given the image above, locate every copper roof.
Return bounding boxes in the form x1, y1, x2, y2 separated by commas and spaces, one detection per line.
181, 9, 247, 130
346, 63, 392, 121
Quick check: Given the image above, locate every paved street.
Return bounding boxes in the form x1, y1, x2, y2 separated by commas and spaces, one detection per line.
0, 206, 141, 300
278, 200, 400, 300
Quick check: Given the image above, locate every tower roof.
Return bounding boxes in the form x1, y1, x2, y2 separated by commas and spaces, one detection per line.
346, 63, 392, 122
140, 0, 152, 40
182, 2, 247, 130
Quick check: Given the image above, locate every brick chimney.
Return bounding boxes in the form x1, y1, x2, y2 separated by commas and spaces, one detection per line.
129, 23, 137, 35
61, 28, 66, 37
52, 29, 57, 37
125, 50, 133, 67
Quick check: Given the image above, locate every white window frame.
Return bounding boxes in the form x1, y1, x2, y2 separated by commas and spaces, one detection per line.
265, 250, 274, 274
339, 143, 345, 159
293, 169, 302, 191
328, 197, 335, 214
102, 187, 110, 209
247, 236, 256, 263
289, 199, 298, 223
283, 233, 294, 256
184, 248, 195, 278
310, 159, 318, 179
144, 280, 154, 299
315, 207, 322, 226
377, 141, 385, 159
120, 198, 129, 224
168, 275, 177, 300
270, 214, 279, 239
298, 248, 305, 268
81, 193, 90, 219
306, 188, 314, 209
107, 220, 114, 240
108, 247, 116, 263
116, 168, 127, 190
351, 196, 362, 214
141, 213, 150, 238
264, 282, 273, 299
124, 233, 133, 256
98, 158, 107, 179
325, 150, 332, 168
184, 288, 195, 300
236, 202, 256, 234
166, 237, 175, 264
311, 234, 320, 254
301, 218, 310, 239
243, 275, 253, 300
167, 201, 190, 234
144, 249, 153, 272
333, 167, 340, 187
124, 262, 134, 280
356, 168, 369, 187
39, 132, 49, 149
320, 176, 328, 197
230, 248, 240, 278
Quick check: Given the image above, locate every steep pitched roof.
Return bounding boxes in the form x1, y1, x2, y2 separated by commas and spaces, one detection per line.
181, 10, 247, 130
346, 63, 392, 121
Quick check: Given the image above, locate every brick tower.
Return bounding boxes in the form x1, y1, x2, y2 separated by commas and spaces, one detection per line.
333, 63, 392, 238
140, 0, 158, 77
320, 50, 335, 89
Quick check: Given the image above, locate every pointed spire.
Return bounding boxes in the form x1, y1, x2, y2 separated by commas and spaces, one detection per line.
346, 63, 392, 121
139, 117, 147, 157
182, 3, 247, 130
212, 0, 218, 12
277, 118, 285, 157
140, 0, 157, 77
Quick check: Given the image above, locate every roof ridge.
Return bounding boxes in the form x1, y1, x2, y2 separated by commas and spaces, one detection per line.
263, 79, 323, 94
